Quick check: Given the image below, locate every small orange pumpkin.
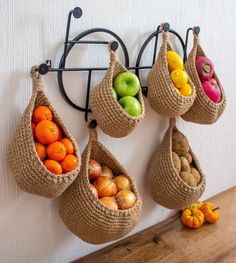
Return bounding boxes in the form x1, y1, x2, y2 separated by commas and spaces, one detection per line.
181, 208, 204, 229
200, 203, 220, 224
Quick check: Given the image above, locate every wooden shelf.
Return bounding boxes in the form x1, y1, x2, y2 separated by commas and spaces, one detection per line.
74, 186, 236, 263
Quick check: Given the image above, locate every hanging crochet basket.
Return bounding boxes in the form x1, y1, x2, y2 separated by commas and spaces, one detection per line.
7, 66, 81, 198
147, 118, 205, 209
59, 125, 142, 244
90, 44, 145, 138
182, 31, 226, 124
147, 30, 196, 117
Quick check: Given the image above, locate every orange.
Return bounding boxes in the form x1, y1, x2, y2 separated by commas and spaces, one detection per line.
60, 138, 74, 154
31, 123, 36, 137
33, 106, 53, 124
46, 141, 67, 161
35, 120, 59, 145
44, 159, 62, 175
34, 142, 46, 161
61, 154, 78, 173
57, 128, 63, 140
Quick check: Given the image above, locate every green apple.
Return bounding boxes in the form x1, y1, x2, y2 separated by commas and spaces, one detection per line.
114, 72, 140, 97
118, 96, 142, 117
112, 87, 118, 100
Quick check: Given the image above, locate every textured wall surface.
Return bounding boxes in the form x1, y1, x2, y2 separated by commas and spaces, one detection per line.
0, 0, 236, 262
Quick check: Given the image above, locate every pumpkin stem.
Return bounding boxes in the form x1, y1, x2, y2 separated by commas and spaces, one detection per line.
213, 207, 220, 212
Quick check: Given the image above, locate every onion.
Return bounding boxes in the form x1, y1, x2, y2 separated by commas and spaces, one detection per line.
88, 159, 102, 181
114, 175, 131, 191
100, 197, 118, 211
101, 165, 114, 179
94, 176, 117, 198
90, 184, 98, 198
116, 190, 136, 210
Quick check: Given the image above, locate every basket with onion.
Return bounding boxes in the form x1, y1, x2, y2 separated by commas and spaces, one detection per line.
59, 125, 142, 244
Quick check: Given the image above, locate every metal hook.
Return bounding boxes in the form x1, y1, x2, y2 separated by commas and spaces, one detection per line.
183, 26, 200, 62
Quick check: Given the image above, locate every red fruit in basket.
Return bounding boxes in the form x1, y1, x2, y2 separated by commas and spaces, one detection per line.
34, 142, 46, 161
35, 120, 59, 145
202, 78, 221, 103
88, 159, 102, 180
94, 176, 117, 198
195, 56, 214, 82
32, 106, 53, 124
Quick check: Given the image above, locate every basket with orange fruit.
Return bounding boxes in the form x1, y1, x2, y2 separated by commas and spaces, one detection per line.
147, 27, 196, 117
7, 66, 81, 198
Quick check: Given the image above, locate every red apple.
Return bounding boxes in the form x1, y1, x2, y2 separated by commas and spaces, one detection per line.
202, 78, 221, 103
196, 56, 214, 82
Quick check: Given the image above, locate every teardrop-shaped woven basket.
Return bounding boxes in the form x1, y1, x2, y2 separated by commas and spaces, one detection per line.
59, 125, 142, 244
90, 44, 145, 138
147, 118, 205, 209
182, 31, 226, 124
147, 30, 196, 117
7, 66, 81, 198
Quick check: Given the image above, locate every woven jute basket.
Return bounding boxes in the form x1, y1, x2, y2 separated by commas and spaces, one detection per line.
7, 66, 81, 198
147, 30, 196, 117
90, 44, 145, 138
59, 125, 142, 244
182, 32, 226, 124
147, 118, 205, 209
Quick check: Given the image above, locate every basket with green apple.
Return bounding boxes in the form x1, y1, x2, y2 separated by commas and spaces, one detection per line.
90, 43, 145, 138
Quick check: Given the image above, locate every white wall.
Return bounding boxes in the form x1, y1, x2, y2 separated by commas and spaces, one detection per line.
1, 0, 236, 262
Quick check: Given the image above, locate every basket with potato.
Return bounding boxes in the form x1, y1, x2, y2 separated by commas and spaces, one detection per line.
147, 118, 205, 209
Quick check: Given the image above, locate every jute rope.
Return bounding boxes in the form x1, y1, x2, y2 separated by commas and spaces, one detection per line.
7, 66, 81, 198
59, 124, 142, 244
147, 30, 196, 117
90, 43, 145, 138
182, 32, 226, 124
147, 118, 206, 209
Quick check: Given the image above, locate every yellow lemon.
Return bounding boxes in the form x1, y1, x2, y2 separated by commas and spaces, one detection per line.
171, 69, 188, 88
167, 51, 184, 72
180, 83, 192, 96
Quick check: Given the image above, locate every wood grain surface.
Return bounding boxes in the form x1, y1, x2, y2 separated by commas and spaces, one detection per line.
75, 187, 236, 263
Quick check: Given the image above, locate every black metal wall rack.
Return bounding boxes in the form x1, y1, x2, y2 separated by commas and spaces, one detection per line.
37, 7, 200, 122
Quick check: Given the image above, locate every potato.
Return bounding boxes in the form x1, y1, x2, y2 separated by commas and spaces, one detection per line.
191, 167, 201, 184
181, 152, 192, 164
172, 130, 189, 156
180, 171, 197, 187
172, 151, 181, 173
180, 156, 190, 172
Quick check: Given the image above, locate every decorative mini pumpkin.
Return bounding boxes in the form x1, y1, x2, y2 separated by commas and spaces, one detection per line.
188, 201, 203, 210
181, 208, 205, 229
200, 203, 220, 224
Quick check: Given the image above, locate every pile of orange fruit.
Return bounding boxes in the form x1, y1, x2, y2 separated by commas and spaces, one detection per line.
31, 106, 78, 175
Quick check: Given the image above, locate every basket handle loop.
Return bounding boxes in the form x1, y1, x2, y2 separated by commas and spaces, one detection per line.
192, 27, 200, 46
169, 117, 176, 127
88, 119, 98, 141
108, 42, 119, 63
160, 23, 169, 44
30, 65, 43, 92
